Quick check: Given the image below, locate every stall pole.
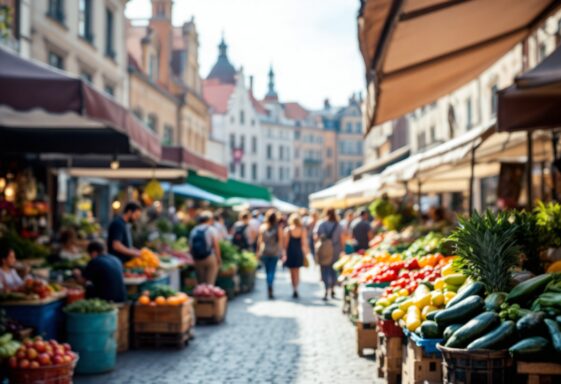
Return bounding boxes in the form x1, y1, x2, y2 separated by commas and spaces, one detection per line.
417, 180, 422, 210
527, 131, 534, 209
541, 161, 546, 201
468, 146, 476, 214
552, 131, 559, 201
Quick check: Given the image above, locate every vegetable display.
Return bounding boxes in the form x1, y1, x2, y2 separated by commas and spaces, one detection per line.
64, 299, 115, 314
137, 285, 190, 306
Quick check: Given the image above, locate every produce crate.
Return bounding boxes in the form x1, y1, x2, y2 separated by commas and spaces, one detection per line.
377, 319, 404, 338
517, 361, 561, 384
437, 344, 513, 384
133, 329, 191, 349
215, 275, 236, 299
375, 332, 402, 384
133, 301, 192, 334
115, 303, 130, 353
402, 337, 442, 384
194, 296, 228, 324
356, 322, 377, 357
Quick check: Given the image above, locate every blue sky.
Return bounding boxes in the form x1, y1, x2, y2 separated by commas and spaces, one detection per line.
125, 0, 365, 109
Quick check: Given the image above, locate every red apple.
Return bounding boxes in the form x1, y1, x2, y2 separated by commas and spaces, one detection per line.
34, 340, 47, 353
23, 338, 34, 348
55, 346, 65, 356
30, 361, 40, 369
26, 348, 38, 360
45, 345, 53, 356
62, 343, 71, 352
16, 350, 26, 360
52, 355, 64, 365
19, 359, 30, 369
62, 355, 72, 364
38, 353, 51, 366
8, 357, 17, 368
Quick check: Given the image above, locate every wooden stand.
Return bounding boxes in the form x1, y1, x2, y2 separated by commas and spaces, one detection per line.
116, 303, 130, 353
375, 332, 402, 384
401, 337, 442, 384
356, 322, 377, 357
194, 296, 227, 324
133, 329, 191, 349
133, 301, 193, 349
350, 293, 359, 322
517, 361, 561, 384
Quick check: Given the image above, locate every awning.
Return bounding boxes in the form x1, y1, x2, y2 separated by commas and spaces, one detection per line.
161, 182, 225, 205
309, 175, 381, 209
0, 47, 161, 161
272, 197, 301, 213
161, 147, 227, 180
186, 170, 272, 201
498, 43, 561, 131
358, 0, 561, 130
68, 168, 187, 181
352, 146, 409, 177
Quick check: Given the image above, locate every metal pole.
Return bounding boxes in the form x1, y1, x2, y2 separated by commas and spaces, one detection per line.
541, 161, 546, 201
552, 132, 559, 201
527, 131, 533, 209
469, 146, 476, 214
417, 180, 422, 211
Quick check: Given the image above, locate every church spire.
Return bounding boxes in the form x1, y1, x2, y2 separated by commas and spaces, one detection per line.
206, 34, 236, 84
265, 65, 278, 101
218, 33, 228, 58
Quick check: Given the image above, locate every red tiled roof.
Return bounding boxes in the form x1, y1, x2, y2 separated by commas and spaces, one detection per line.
249, 92, 268, 116
283, 102, 310, 120
202, 79, 235, 114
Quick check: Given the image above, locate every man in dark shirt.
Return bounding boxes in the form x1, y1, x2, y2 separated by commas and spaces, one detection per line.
107, 202, 142, 264
351, 210, 374, 252
79, 241, 126, 303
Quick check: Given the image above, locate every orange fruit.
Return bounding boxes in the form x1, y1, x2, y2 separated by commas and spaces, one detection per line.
176, 293, 188, 303
155, 296, 166, 306
138, 295, 150, 305
166, 296, 179, 306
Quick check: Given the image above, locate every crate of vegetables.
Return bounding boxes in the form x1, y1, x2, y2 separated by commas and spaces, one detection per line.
134, 285, 192, 335
193, 285, 228, 324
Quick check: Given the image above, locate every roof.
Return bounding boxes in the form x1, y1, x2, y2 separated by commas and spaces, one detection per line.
250, 92, 268, 116
202, 79, 235, 114
207, 38, 236, 85
283, 102, 309, 120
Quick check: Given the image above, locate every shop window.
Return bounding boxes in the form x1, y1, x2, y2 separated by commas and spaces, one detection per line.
105, 8, 115, 59
147, 114, 157, 132
48, 51, 64, 70
163, 125, 174, 146
78, 0, 93, 43
47, 0, 65, 24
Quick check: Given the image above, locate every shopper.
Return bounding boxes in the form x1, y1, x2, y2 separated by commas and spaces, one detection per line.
107, 201, 143, 264
213, 211, 229, 241
340, 209, 356, 254
257, 210, 283, 299
190, 211, 222, 285
0, 240, 27, 291
248, 210, 262, 251
314, 208, 343, 301
351, 209, 374, 252
283, 214, 309, 299
59, 228, 83, 261
305, 210, 319, 261
231, 211, 251, 251
75, 241, 126, 303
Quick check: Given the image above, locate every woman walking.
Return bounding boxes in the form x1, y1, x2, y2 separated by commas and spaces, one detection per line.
257, 210, 283, 299
314, 208, 344, 301
283, 214, 309, 299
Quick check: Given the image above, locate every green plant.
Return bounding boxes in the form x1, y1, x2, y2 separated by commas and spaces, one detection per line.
238, 251, 258, 272
534, 201, 561, 248
219, 240, 241, 265
382, 214, 402, 231
450, 210, 520, 292
64, 299, 114, 314
369, 197, 395, 220
510, 210, 544, 274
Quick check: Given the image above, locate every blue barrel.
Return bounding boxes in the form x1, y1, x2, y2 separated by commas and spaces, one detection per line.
66, 309, 117, 374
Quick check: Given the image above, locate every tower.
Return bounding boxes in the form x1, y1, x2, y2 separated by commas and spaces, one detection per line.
265, 65, 278, 101
207, 35, 236, 85
149, 0, 173, 87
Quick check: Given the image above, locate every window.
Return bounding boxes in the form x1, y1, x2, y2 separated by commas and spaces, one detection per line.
104, 84, 114, 96
251, 163, 257, 181
240, 163, 245, 178
48, 51, 64, 69
490, 84, 499, 116
466, 98, 473, 130
295, 131, 301, 139
239, 110, 245, 125
156, 3, 165, 16
47, 0, 65, 24
279, 146, 284, 160
149, 54, 158, 82
78, 0, 93, 43
279, 167, 284, 181
346, 122, 352, 132
266, 144, 272, 160
327, 148, 333, 158
266, 166, 272, 180
147, 114, 157, 132
355, 122, 362, 133
163, 125, 174, 146
240, 135, 245, 151
325, 166, 332, 178
429, 126, 436, 142
251, 136, 257, 154
105, 8, 115, 59
539, 43, 547, 61
294, 148, 299, 159
417, 132, 426, 149
80, 70, 92, 83
230, 162, 235, 174
229, 134, 235, 149
133, 108, 143, 121
230, 116, 235, 124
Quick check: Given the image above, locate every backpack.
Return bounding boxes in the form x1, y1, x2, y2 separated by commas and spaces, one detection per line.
232, 224, 249, 250
315, 222, 338, 266
190, 226, 211, 260
260, 226, 279, 257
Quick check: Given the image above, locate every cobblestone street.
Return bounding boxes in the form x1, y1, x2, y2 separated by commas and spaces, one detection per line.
76, 266, 375, 384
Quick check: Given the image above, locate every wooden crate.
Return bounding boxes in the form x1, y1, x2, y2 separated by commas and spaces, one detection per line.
134, 301, 192, 334
194, 296, 227, 324
517, 361, 561, 384
401, 337, 442, 384
133, 329, 191, 349
116, 303, 130, 353
356, 322, 377, 357
375, 332, 402, 384
350, 293, 359, 321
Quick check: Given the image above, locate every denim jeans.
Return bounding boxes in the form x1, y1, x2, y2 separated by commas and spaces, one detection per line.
320, 265, 337, 289
261, 256, 279, 288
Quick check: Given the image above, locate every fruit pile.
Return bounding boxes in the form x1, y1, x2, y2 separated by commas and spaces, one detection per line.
137, 285, 190, 306
193, 284, 226, 298
9, 337, 76, 369
124, 267, 158, 279
125, 248, 160, 269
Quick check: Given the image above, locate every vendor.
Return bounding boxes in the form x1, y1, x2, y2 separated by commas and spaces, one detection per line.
59, 228, 83, 261
0, 240, 27, 291
74, 241, 126, 303
107, 202, 142, 264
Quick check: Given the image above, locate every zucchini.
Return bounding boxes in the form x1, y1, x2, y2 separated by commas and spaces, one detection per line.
435, 295, 485, 326
420, 320, 441, 339
508, 336, 549, 356
485, 292, 507, 312
544, 318, 561, 353
445, 311, 500, 348
507, 274, 553, 304
516, 312, 546, 338
426, 310, 438, 321
443, 324, 462, 341
445, 282, 486, 309
382, 304, 399, 320
467, 321, 516, 351
556, 315, 561, 325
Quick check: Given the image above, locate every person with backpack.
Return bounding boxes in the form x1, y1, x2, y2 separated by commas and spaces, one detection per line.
189, 211, 221, 285
256, 209, 284, 299
314, 208, 344, 301
231, 212, 251, 251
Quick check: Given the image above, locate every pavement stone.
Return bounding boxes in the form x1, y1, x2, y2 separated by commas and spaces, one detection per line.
75, 265, 376, 384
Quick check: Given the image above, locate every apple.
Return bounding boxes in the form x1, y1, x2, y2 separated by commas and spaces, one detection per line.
55, 346, 65, 356
23, 338, 34, 347
19, 359, 30, 369
62, 343, 71, 352
26, 348, 38, 360
38, 353, 51, 366
45, 345, 53, 356
30, 361, 40, 369
53, 355, 64, 365
16, 350, 26, 360
62, 355, 71, 364
34, 340, 47, 353
8, 357, 17, 368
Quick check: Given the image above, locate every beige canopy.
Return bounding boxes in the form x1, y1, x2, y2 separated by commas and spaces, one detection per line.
358, 0, 561, 131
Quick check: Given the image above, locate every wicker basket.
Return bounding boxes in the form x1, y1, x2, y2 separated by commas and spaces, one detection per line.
437, 344, 513, 384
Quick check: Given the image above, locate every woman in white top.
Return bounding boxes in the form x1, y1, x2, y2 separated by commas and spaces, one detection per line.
0, 241, 24, 291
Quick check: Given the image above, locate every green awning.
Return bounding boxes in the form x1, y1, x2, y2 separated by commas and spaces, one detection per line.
186, 170, 272, 201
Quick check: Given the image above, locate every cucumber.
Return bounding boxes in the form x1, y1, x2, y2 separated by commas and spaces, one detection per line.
443, 324, 462, 341
426, 310, 438, 321
516, 312, 546, 338
382, 304, 399, 320
507, 274, 553, 304
467, 321, 516, 350
444, 273, 467, 286
544, 318, 561, 353
445, 311, 500, 348
509, 336, 549, 356
445, 282, 486, 309
556, 315, 561, 325
420, 320, 441, 339
435, 295, 485, 326
485, 292, 507, 312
